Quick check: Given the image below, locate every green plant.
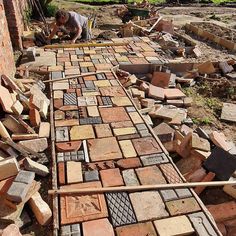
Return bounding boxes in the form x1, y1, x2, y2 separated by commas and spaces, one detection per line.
45, 3, 58, 17
23, 8, 33, 25
192, 117, 212, 125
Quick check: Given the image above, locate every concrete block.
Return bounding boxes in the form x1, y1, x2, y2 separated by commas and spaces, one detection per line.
24, 158, 49, 177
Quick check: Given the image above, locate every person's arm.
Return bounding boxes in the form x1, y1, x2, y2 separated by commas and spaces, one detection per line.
48, 22, 59, 40
71, 25, 82, 43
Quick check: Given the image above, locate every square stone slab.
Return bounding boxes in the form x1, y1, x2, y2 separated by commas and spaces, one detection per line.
105, 192, 137, 227
94, 124, 113, 138
116, 222, 157, 236
122, 169, 139, 186
100, 86, 126, 97
111, 97, 132, 107
100, 168, 124, 187
136, 166, 167, 185
221, 103, 236, 123
154, 216, 194, 236
159, 164, 183, 184
88, 137, 123, 162
132, 137, 162, 156
82, 218, 115, 236
70, 125, 95, 140
130, 191, 169, 221
60, 181, 108, 225
99, 107, 130, 123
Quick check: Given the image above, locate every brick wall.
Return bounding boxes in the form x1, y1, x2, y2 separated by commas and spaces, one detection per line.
3, 0, 28, 50
0, 0, 15, 77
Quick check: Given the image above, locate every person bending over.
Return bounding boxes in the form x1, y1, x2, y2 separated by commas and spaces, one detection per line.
48, 9, 91, 43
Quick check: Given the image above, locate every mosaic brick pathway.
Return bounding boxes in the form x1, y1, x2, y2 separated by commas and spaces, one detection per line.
49, 37, 221, 236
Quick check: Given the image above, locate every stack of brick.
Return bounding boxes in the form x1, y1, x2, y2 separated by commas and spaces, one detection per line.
0, 74, 52, 230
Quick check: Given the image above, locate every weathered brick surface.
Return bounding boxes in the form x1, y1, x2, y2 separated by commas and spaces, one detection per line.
0, 0, 15, 77
3, 0, 28, 49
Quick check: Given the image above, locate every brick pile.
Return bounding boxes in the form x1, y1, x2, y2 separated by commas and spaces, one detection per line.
0, 73, 52, 229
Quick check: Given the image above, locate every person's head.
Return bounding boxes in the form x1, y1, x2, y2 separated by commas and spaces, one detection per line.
55, 10, 69, 26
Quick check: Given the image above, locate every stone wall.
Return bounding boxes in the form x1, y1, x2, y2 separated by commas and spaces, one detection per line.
3, 0, 28, 50
0, 0, 15, 77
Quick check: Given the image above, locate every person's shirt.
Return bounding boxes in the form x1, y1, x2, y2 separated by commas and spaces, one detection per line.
64, 11, 88, 32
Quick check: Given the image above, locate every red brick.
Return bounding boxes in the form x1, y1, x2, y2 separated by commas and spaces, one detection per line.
116, 158, 142, 169
194, 172, 215, 195
29, 108, 41, 127
136, 166, 166, 185
0, 176, 14, 195
100, 168, 124, 187
58, 162, 65, 185
151, 72, 171, 88
207, 201, 236, 222
83, 218, 115, 236
116, 222, 157, 236
54, 99, 63, 109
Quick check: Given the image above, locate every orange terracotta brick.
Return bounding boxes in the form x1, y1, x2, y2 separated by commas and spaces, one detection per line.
58, 162, 66, 185
100, 168, 124, 187
207, 201, 236, 222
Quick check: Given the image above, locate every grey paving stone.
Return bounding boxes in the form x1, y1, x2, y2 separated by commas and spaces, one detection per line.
60, 225, 71, 235
70, 84, 81, 89
56, 151, 85, 162
66, 111, 79, 119
15, 170, 35, 184
188, 212, 218, 236
51, 71, 62, 80
7, 182, 30, 203
79, 117, 102, 125
135, 123, 148, 131
96, 73, 106, 80
175, 188, 192, 198
84, 170, 99, 182
75, 49, 84, 55
195, 127, 210, 140
57, 153, 64, 162
81, 67, 88, 73
126, 107, 136, 112
56, 127, 69, 142
140, 153, 169, 166
160, 189, 178, 201
139, 129, 152, 137
64, 93, 77, 105
85, 81, 95, 88
105, 192, 137, 227
122, 169, 139, 186
71, 224, 81, 236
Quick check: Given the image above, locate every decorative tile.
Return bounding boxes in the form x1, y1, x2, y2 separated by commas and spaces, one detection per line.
79, 117, 102, 125
56, 127, 69, 142
188, 212, 218, 236
60, 182, 108, 224
132, 137, 162, 156
140, 153, 169, 166
105, 192, 137, 227
64, 93, 77, 105
122, 169, 139, 186
159, 164, 183, 184
88, 137, 122, 162
99, 107, 130, 123
100, 86, 126, 97
101, 96, 112, 106
66, 111, 79, 119
57, 151, 84, 162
